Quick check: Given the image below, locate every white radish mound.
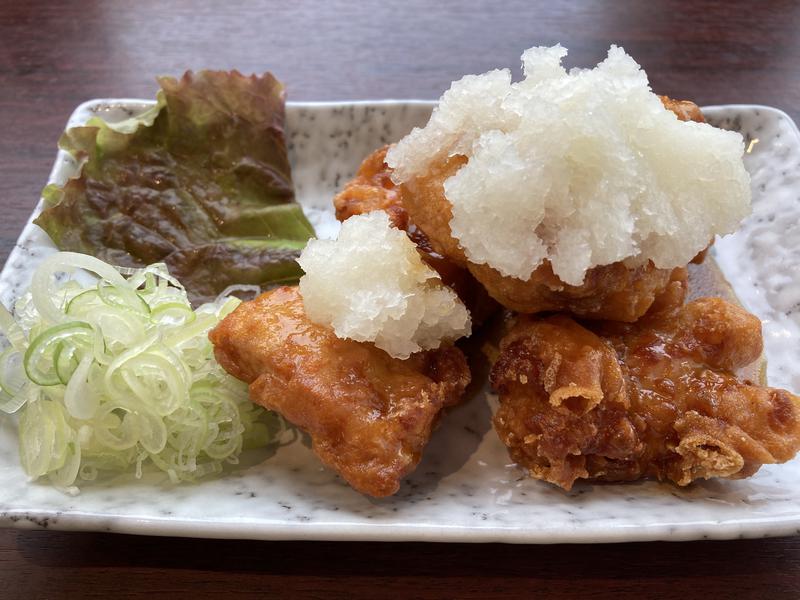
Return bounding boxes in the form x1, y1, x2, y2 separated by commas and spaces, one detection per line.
298, 211, 472, 359
386, 44, 751, 286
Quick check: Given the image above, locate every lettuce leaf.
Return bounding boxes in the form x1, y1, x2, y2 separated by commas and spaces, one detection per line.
35, 70, 313, 305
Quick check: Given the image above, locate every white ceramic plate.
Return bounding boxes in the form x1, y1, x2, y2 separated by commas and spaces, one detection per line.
0, 100, 798, 544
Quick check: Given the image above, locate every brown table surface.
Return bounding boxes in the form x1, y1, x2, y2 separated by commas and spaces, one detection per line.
1, 0, 799, 597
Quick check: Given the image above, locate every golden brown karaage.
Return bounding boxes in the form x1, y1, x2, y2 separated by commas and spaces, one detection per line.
209, 286, 471, 497
334, 145, 409, 229
333, 145, 498, 324
490, 292, 800, 490
394, 97, 708, 321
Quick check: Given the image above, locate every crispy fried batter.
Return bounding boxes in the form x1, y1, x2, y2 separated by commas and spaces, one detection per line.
333, 146, 498, 324
659, 95, 706, 123
469, 260, 679, 321
209, 286, 471, 497
395, 97, 706, 321
333, 146, 409, 229
490, 296, 800, 490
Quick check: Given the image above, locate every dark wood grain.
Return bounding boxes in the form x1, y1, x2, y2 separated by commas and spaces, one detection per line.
1, 0, 799, 597
3, 529, 800, 599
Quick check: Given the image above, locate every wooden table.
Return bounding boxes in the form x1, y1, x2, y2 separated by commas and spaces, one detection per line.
1, 0, 799, 597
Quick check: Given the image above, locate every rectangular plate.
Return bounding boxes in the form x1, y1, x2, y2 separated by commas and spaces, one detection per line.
0, 100, 798, 543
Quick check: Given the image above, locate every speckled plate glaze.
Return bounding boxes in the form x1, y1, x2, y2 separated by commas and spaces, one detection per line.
0, 100, 798, 544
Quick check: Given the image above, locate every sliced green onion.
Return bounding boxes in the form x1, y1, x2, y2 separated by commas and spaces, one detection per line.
150, 302, 196, 326
31, 252, 129, 325
63, 355, 96, 419
91, 404, 139, 451
19, 398, 60, 478
97, 284, 150, 315
0, 389, 27, 414
0, 347, 26, 397
132, 406, 168, 454
24, 322, 94, 386
3, 251, 285, 492
49, 436, 81, 495
65, 289, 100, 316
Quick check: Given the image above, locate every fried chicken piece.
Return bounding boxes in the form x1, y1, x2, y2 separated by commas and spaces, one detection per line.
469, 259, 678, 321
209, 286, 471, 497
396, 97, 706, 321
334, 145, 409, 229
333, 145, 498, 324
490, 295, 800, 490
